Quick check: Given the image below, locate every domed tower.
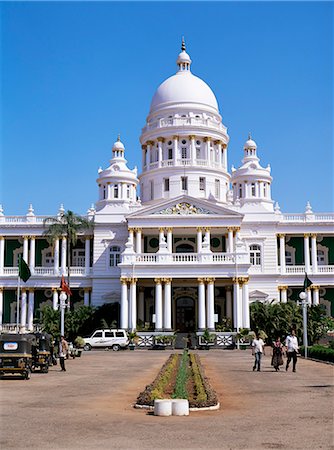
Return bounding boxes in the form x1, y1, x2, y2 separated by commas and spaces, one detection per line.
96, 136, 139, 210
230, 135, 274, 211
139, 39, 230, 204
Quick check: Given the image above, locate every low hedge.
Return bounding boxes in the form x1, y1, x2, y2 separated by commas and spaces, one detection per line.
300, 345, 334, 363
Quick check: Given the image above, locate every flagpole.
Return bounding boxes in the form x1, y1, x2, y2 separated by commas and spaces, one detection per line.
16, 274, 21, 332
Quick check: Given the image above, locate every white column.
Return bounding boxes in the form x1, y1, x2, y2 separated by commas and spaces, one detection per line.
0, 237, 4, 274
312, 286, 320, 306
61, 237, 67, 275
225, 286, 232, 320
166, 228, 173, 253
242, 280, 250, 329
27, 289, 34, 331
205, 137, 211, 165
157, 138, 163, 168
20, 290, 27, 329
280, 286, 288, 303
190, 135, 196, 165
304, 234, 310, 273
147, 141, 152, 167
53, 238, 59, 275
128, 228, 134, 246
28, 236, 35, 274
279, 234, 286, 273
228, 228, 234, 253
158, 227, 165, 247
52, 289, 59, 310
197, 227, 203, 253
85, 237, 91, 275
164, 279, 172, 330
311, 234, 318, 273
223, 144, 227, 169
255, 182, 260, 197
155, 278, 163, 330
121, 279, 129, 329
205, 228, 211, 250
138, 288, 145, 323
233, 279, 241, 330
198, 279, 206, 330
307, 288, 312, 306
130, 279, 137, 331
84, 288, 90, 306
173, 136, 178, 165
135, 228, 142, 254
23, 236, 29, 262
0, 288, 3, 329
217, 141, 222, 166
206, 278, 215, 330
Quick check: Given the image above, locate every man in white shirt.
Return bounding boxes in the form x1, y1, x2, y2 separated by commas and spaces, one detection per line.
285, 329, 299, 372
252, 333, 265, 372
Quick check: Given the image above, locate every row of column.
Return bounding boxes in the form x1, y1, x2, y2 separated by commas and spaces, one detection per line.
127, 226, 241, 254
0, 236, 91, 275
0, 287, 91, 330
278, 284, 320, 305
142, 137, 228, 169
278, 233, 318, 273
120, 277, 250, 331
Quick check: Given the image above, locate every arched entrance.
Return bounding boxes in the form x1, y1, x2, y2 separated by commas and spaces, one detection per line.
175, 297, 195, 332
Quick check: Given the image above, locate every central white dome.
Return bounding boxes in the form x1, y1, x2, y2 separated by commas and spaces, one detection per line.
150, 71, 219, 113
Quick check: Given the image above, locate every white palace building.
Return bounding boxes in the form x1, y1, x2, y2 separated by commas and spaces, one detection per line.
1, 42, 333, 343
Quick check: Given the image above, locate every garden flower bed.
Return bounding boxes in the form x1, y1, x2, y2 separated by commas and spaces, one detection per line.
135, 351, 219, 409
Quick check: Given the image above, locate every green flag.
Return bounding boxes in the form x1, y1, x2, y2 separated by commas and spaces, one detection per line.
303, 272, 313, 290
18, 254, 31, 282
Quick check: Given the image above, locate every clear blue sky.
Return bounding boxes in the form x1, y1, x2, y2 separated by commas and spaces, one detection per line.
1, 1, 333, 215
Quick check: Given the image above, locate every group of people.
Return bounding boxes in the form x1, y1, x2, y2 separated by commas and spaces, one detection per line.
251, 330, 299, 372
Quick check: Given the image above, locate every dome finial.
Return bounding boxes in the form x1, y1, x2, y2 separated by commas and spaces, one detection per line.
181, 36, 186, 52
117, 134, 121, 142
248, 132, 252, 140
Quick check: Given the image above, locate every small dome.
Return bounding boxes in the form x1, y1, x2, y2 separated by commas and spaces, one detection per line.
112, 135, 125, 151
176, 50, 191, 65
244, 137, 257, 149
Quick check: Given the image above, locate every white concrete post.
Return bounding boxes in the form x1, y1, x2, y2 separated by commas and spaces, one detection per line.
304, 234, 311, 274
164, 279, 172, 330
20, 291, 27, 329
52, 289, 59, 310
166, 228, 173, 253
198, 279, 206, 330
23, 236, 29, 263
61, 237, 67, 275
27, 289, 34, 331
121, 278, 129, 329
130, 279, 137, 331
311, 234, 318, 273
242, 280, 250, 329
279, 234, 286, 274
85, 237, 91, 275
206, 278, 215, 330
197, 227, 203, 253
53, 238, 59, 275
136, 228, 142, 254
0, 237, 4, 274
225, 286, 232, 320
155, 278, 163, 330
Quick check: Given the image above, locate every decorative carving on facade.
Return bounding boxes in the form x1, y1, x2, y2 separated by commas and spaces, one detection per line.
154, 202, 215, 215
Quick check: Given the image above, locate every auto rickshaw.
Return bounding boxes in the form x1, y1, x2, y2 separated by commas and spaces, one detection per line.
32, 332, 52, 373
0, 333, 37, 379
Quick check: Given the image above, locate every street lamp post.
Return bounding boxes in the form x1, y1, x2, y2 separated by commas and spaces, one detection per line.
299, 291, 308, 359
59, 291, 67, 336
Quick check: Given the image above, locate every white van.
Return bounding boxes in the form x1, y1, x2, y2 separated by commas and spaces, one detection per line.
83, 329, 129, 351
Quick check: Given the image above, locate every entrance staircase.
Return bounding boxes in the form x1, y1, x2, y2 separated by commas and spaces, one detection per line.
174, 332, 196, 349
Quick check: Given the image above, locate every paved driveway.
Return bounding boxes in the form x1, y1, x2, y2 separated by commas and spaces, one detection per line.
1, 349, 333, 449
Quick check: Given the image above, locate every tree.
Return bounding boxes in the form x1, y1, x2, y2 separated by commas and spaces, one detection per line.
43, 210, 93, 294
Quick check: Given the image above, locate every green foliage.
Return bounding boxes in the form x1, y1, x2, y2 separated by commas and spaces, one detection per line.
74, 336, 85, 348
215, 317, 233, 332
300, 345, 334, 362
40, 305, 60, 339
202, 328, 215, 344
250, 301, 331, 345
189, 353, 207, 402
172, 350, 189, 399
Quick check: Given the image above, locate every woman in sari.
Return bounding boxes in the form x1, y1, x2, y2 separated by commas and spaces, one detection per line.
271, 336, 284, 371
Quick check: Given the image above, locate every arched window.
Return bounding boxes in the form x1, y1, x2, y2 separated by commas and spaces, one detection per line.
110, 246, 121, 267
250, 244, 261, 266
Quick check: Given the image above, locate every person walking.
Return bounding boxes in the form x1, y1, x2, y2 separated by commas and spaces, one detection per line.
252, 333, 265, 372
285, 329, 299, 372
271, 336, 284, 371
59, 335, 68, 372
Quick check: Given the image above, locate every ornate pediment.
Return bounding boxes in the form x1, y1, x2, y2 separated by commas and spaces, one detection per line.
153, 202, 216, 216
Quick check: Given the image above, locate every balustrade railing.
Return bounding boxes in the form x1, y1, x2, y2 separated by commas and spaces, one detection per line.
1, 266, 91, 277
122, 252, 250, 265
281, 213, 334, 222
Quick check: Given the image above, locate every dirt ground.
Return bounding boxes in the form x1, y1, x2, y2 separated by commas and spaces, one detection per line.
0, 349, 333, 450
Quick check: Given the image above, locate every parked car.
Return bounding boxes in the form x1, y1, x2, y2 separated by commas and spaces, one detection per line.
83, 329, 129, 351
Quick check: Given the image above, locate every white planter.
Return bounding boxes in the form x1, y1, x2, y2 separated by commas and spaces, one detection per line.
154, 399, 172, 416
172, 399, 189, 416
